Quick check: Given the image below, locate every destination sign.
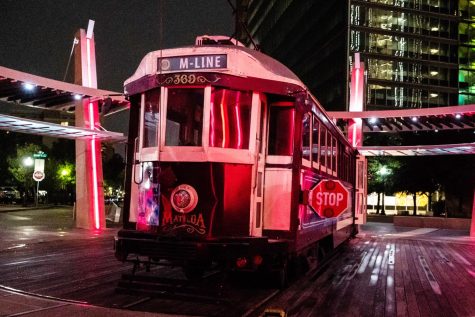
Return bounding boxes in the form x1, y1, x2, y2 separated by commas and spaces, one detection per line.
158, 54, 227, 71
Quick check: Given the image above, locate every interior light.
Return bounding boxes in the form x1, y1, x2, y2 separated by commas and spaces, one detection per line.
430, 93, 438, 97
23, 83, 35, 91
74, 94, 82, 100
369, 117, 378, 124
430, 49, 439, 54
411, 117, 418, 122
435, 129, 439, 133
431, 27, 439, 31
430, 71, 438, 76
455, 114, 462, 119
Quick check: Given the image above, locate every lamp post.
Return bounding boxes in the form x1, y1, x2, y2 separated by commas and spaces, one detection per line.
22, 156, 33, 206
378, 166, 391, 215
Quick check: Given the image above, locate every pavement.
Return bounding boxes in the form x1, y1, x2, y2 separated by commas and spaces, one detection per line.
0, 204, 186, 316
0, 205, 474, 316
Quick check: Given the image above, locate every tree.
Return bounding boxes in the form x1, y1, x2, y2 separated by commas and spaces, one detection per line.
57, 162, 75, 190
7, 143, 41, 203
392, 157, 440, 216
367, 157, 400, 214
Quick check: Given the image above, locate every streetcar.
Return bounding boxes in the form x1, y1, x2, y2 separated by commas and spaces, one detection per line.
114, 35, 361, 284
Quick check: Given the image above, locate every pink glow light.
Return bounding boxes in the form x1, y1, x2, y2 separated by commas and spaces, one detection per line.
86, 37, 101, 230
234, 91, 242, 149
220, 90, 227, 148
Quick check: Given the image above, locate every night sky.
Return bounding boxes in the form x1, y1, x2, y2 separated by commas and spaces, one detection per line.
0, 0, 234, 92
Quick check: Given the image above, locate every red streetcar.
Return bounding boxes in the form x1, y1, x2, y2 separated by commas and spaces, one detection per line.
114, 36, 361, 284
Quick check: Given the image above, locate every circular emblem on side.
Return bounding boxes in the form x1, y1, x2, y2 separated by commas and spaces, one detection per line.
170, 184, 198, 213
160, 59, 171, 71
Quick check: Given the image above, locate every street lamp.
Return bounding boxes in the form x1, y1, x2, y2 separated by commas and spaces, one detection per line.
378, 166, 392, 215
23, 157, 33, 167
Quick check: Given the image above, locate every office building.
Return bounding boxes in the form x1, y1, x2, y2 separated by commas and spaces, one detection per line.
237, 0, 475, 111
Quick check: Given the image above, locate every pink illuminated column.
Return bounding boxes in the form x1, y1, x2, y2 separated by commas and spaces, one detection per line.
349, 53, 368, 225
74, 21, 105, 230
348, 53, 365, 148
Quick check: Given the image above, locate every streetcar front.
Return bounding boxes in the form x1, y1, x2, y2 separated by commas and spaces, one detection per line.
115, 41, 302, 275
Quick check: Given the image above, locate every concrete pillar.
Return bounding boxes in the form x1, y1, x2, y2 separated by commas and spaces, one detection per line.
74, 24, 105, 230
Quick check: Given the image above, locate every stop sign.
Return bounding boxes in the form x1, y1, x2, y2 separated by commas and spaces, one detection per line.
308, 179, 350, 218
32, 171, 45, 182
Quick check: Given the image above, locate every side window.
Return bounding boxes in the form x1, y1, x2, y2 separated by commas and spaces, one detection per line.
327, 131, 332, 171
143, 89, 160, 148
319, 126, 327, 168
332, 137, 337, 174
268, 105, 294, 156
209, 88, 252, 149
312, 116, 319, 166
302, 113, 311, 161
165, 88, 204, 146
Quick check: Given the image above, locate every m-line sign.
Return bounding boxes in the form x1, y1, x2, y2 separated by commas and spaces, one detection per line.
158, 54, 227, 71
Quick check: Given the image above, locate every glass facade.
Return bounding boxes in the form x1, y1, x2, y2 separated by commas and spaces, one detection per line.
239, 0, 475, 110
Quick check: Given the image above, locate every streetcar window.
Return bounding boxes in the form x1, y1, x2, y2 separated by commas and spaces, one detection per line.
165, 88, 204, 146
302, 113, 311, 161
319, 126, 327, 167
332, 137, 337, 174
312, 117, 319, 165
209, 88, 252, 149
143, 90, 160, 148
327, 131, 332, 171
268, 106, 294, 156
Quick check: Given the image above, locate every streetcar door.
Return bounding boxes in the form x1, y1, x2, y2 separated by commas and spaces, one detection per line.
262, 102, 294, 232
129, 89, 162, 223
250, 93, 267, 237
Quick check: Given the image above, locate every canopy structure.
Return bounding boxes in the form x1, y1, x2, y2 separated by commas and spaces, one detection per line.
0, 113, 125, 142
328, 104, 475, 133
0, 65, 128, 142
359, 143, 475, 156
328, 105, 475, 156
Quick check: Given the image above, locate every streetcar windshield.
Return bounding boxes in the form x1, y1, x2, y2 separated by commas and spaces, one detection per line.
143, 89, 160, 148
165, 88, 204, 146
209, 87, 252, 149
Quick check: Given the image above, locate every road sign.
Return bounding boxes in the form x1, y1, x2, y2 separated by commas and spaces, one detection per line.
308, 179, 350, 218
33, 151, 47, 159
33, 170, 45, 182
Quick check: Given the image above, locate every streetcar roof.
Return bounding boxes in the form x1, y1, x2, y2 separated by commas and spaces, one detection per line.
124, 45, 303, 89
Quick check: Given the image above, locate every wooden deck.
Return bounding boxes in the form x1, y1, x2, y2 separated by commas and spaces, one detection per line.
261, 223, 475, 317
